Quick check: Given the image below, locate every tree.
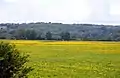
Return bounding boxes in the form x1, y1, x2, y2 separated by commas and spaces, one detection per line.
0, 42, 33, 78
114, 30, 120, 41
60, 32, 71, 41
45, 31, 52, 40
36, 33, 43, 40
14, 29, 37, 40
14, 29, 26, 39
64, 32, 71, 40
25, 30, 37, 40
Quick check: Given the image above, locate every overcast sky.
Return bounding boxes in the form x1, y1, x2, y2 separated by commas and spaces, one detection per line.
0, 0, 120, 25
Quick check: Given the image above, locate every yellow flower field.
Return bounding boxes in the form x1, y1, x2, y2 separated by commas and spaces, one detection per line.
1, 40, 120, 78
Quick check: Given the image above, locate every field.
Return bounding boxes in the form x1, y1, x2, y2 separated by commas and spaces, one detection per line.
2, 40, 120, 78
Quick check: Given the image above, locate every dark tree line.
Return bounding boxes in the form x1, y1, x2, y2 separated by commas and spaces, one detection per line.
0, 22, 120, 41
11, 29, 71, 41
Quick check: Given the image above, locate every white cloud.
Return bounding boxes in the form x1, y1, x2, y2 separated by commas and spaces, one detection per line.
0, 0, 120, 24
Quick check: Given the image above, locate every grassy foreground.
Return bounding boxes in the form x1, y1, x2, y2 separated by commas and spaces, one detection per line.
2, 40, 120, 78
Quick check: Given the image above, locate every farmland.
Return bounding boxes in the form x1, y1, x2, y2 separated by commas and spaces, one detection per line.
2, 40, 120, 78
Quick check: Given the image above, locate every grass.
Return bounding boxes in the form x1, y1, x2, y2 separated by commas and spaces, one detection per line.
1, 40, 120, 78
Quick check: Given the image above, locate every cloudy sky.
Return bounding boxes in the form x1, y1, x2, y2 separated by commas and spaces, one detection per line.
0, 0, 120, 24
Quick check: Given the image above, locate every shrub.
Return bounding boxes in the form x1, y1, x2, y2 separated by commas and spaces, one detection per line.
0, 42, 33, 78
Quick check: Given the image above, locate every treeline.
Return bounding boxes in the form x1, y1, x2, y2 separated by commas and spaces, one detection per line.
0, 22, 120, 41
5, 29, 120, 41
11, 29, 71, 41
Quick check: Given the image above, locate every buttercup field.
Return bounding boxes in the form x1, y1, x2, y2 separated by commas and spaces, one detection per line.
1, 40, 120, 78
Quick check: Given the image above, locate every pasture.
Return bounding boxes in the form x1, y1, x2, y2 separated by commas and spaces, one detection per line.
2, 40, 120, 78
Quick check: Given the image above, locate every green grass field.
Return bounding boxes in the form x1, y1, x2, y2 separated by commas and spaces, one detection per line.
2, 40, 120, 78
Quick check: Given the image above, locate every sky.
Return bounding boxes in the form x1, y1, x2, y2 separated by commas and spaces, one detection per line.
0, 0, 120, 25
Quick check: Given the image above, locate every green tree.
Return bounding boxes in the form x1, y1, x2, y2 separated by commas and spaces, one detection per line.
46, 31, 52, 40
114, 30, 120, 41
0, 42, 33, 78
36, 33, 42, 40
14, 29, 26, 39
25, 30, 37, 40
60, 32, 71, 41
15, 29, 37, 40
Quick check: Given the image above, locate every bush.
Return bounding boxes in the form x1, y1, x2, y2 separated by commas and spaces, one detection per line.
0, 37, 6, 39
0, 42, 33, 78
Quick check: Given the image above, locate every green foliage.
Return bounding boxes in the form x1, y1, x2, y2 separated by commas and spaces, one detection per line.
25, 30, 37, 40
0, 42, 33, 78
15, 29, 37, 40
14, 29, 26, 39
60, 32, 71, 40
45, 31, 52, 40
1, 22, 120, 41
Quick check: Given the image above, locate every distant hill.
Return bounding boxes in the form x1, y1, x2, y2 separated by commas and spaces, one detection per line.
0, 22, 120, 41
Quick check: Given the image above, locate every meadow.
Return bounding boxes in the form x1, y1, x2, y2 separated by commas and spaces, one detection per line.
2, 40, 120, 78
